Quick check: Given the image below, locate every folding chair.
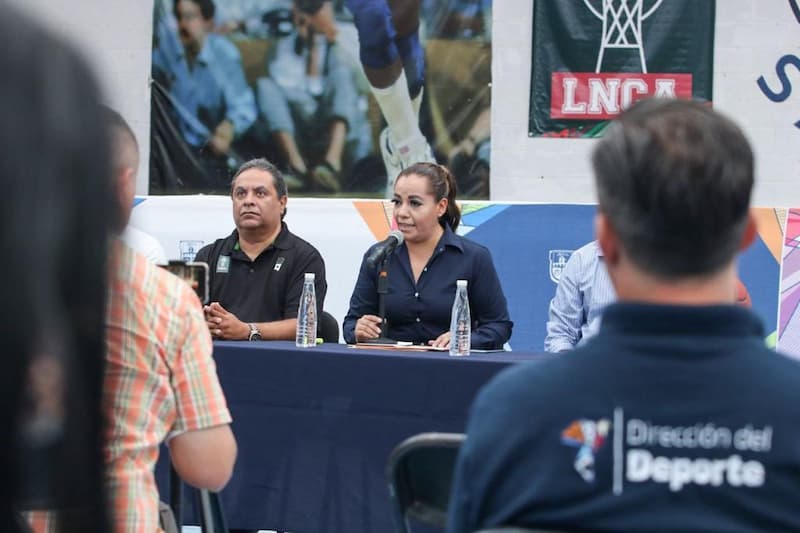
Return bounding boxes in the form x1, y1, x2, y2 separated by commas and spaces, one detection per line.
386, 432, 466, 533
196, 489, 228, 533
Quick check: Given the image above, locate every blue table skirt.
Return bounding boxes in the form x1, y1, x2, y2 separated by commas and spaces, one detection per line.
157, 341, 547, 532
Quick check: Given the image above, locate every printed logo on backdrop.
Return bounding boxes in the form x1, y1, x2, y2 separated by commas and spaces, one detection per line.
549, 250, 574, 283
756, 0, 800, 130
179, 240, 204, 262
562, 408, 771, 495
529, 0, 716, 137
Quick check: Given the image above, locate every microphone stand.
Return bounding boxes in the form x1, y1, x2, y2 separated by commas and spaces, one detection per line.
364, 252, 396, 344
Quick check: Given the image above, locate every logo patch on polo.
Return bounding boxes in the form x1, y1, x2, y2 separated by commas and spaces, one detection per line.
274, 257, 285, 271
217, 255, 230, 273
562, 408, 771, 496
561, 418, 611, 483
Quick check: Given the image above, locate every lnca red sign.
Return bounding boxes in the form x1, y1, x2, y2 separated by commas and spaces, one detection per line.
551, 73, 692, 119
529, 0, 715, 137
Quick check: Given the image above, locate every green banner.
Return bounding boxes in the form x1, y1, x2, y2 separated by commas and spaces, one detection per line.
529, 0, 715, 137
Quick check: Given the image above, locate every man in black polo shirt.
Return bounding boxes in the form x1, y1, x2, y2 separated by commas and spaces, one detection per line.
447, 99, 800, 531
195, 158, 326, 340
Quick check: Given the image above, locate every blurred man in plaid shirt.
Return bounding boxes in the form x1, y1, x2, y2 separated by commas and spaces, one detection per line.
29, 108, 237, 532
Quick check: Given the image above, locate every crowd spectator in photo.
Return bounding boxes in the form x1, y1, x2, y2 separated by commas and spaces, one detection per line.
446, 106, 491, 197
420, 0, 493, 197
212, 0, 289, 36
421, 0, 492, 40
152, 0, 258, 187
256, 0, 372, 192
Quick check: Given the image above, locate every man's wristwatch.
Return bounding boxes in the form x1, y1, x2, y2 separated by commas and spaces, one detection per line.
248, 323, 262, 341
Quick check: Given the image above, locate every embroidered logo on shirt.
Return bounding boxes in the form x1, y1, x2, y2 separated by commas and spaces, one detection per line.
561, 418, 611, 483
549, 249, 574, 283
217, 255, 230, 273
274, 257, 285, 272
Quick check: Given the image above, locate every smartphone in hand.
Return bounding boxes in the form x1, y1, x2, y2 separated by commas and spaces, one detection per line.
161, 260, 209, 304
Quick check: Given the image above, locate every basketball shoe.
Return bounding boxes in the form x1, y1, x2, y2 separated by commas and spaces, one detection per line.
379, 128, 435, 197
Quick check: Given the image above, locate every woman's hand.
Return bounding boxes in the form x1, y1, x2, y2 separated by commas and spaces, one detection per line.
428, 331, 451, 349
355, 314, 383, 342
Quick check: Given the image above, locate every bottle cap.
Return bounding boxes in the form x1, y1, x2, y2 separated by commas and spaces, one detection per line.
305, 272, 315, 281
456, 279, 467, 287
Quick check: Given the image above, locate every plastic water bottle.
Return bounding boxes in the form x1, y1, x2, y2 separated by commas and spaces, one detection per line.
295, 273, 317, 348
449, 279, 471, 356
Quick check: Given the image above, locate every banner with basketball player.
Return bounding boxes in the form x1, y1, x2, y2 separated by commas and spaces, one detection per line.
149, 0, 493, 199
529, 0, 715, 137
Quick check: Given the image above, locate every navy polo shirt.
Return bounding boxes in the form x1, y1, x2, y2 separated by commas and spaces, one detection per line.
448, 303, 800, 532
343, 225, 512, 348
194, 223, 326, 323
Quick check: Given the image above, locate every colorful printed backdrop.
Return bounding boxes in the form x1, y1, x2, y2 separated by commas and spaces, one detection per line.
131, 197, 781, 352
778, 209, 800, 355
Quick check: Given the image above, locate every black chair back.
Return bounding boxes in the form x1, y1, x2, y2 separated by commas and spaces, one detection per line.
386, 432, 465, 533
474, 529, 566, 533
319, 310, 340, 343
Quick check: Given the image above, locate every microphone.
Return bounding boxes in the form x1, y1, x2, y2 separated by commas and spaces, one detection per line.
365, 230, 404, 268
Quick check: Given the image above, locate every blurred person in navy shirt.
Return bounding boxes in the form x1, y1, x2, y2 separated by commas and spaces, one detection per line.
447, 99, 800, 532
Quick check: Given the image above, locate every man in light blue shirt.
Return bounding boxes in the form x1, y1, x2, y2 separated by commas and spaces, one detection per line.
153, 0, 257, 184
544, 240, 616, 352
255, 3, 372, 192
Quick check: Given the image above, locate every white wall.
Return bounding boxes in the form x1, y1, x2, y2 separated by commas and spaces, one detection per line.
10, 0, 798, 204
7, 0, 155, 195
492, 0, 800, 206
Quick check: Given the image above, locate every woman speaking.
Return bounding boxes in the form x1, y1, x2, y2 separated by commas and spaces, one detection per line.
343, 163, 512, 349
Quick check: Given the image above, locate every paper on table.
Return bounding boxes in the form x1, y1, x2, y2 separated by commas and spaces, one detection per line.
352, 342, 449, 351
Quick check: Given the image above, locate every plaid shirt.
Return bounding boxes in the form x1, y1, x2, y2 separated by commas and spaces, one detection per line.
29, 242, 231, 532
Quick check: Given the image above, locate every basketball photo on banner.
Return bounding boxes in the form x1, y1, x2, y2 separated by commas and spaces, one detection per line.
149, 0, 493, 199
529, 0, 715, 137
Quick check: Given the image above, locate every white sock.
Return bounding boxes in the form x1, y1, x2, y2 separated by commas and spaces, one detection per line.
371, 70, 424, 144
411, 87, 423, 119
